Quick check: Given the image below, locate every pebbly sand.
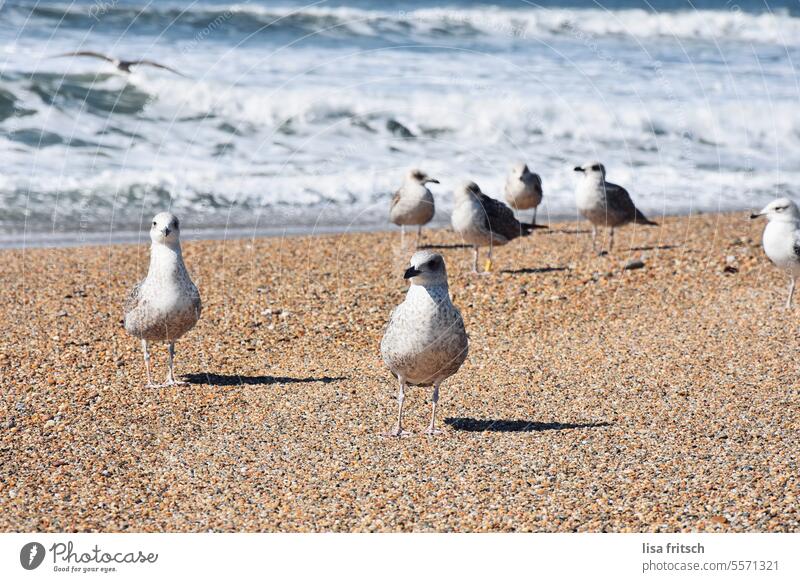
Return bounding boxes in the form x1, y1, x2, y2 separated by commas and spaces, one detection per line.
0, 212, 798, 532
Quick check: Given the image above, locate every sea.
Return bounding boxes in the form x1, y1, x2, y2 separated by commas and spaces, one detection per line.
1, 0, 798, 246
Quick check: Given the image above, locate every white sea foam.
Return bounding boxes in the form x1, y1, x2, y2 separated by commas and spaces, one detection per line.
1, 2, 799, 236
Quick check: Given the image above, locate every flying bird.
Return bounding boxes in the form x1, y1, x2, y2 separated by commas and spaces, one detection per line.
574, 161, 657, 253
505, 162, 543, 226
50, 51, 186, 77
750, 197, 800, 308
451, 181, 535, 274
390, 168, 438, 248
124, 212, 201, 387
380, 251, 468, 436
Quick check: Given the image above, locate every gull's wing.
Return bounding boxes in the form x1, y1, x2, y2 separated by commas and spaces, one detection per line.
478, 192, 525, 241
190, 284, 202, 318
390, 188, 402, 211
605, 182, 657, 225
49, 50, 116, 64
792, 231, 800, 261
525, 171, 542, 189
123, 279, 144, 316
129, 59, 187, 77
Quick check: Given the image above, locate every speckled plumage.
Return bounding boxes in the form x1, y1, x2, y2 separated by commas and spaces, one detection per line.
381, 284, 468, 387
390, 169, 439, 248
380, 251, 468, 435
390, 179, 435, 227
505, 163, 543, 213
574, 161, 657, 252
123, 253, 201, 342
575, 161, 655, 229
452, 182, 529, 247
451, 181, 533, 273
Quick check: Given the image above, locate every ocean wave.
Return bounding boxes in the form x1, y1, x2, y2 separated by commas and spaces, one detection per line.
5, 2, 800, 46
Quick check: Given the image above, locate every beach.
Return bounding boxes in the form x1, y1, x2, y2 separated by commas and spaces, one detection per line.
1, 212, 798, 532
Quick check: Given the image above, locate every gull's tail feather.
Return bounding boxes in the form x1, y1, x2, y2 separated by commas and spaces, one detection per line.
520, 222, 548, 235
633, 209, 658, 226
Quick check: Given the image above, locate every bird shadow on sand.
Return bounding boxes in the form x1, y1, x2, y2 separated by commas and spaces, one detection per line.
539, 228, 592, 235
626, 244, 678, 252
444, 418, 611, 433
417, 243, 472, 250
501, 266, 569, 275
183, 373, 346, 386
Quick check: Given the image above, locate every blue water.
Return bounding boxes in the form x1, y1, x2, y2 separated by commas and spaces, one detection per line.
1, 0, 799, 243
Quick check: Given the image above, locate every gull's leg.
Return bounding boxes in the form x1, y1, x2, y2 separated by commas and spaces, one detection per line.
472, 245, 480, 274
141, 339, 154, 387
787, 276, 796, 309
416, 225, 422, 248
165, 341, 189, 386
591, 224, 597, 253
485, 245, 494, 273
400, 225, 405, 249
532, 207, 538, 227
424, 382, 443, 435
384, 376, 411, 437
608, 227, 615, 253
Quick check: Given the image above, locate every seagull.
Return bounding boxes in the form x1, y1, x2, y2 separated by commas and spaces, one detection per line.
750, 198, 800, 308
390, 168, 438, 248
50, 51, 186, 77
124, 212, 202, 387
505, 162, 543, 226
380, 251, 469, 436
574, 161, 657, 253
451, 181, 534, 274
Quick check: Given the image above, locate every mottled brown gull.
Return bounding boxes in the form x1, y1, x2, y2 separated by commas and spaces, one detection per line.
574, 161, 657, 253
380, 251, 468, 436
451, 181, 534, 274
505, 162, 543, 226
390, 168, 439, 248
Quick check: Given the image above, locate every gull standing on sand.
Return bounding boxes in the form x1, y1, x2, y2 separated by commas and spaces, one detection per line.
124, 212, 201, 386
750, 198, 800, 308
390, 169, 439, 248
380, 251, 469, 436
574, 161, 657, 253
451, 181, 534, 273
505, 162, 543, 226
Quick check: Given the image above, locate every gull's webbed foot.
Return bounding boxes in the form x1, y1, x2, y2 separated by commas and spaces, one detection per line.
382, 425, 412, 438
164, 379, 190, 387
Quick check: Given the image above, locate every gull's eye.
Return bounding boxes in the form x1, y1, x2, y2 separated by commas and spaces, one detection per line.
592, 165, 600, 171
152, 221, 156, 226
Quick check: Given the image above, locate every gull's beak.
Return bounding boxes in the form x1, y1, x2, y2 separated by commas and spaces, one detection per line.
750, 212, 763, 219
427, 178, 440, 184
404, 266, 421, 279
574, 166, 584, 173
